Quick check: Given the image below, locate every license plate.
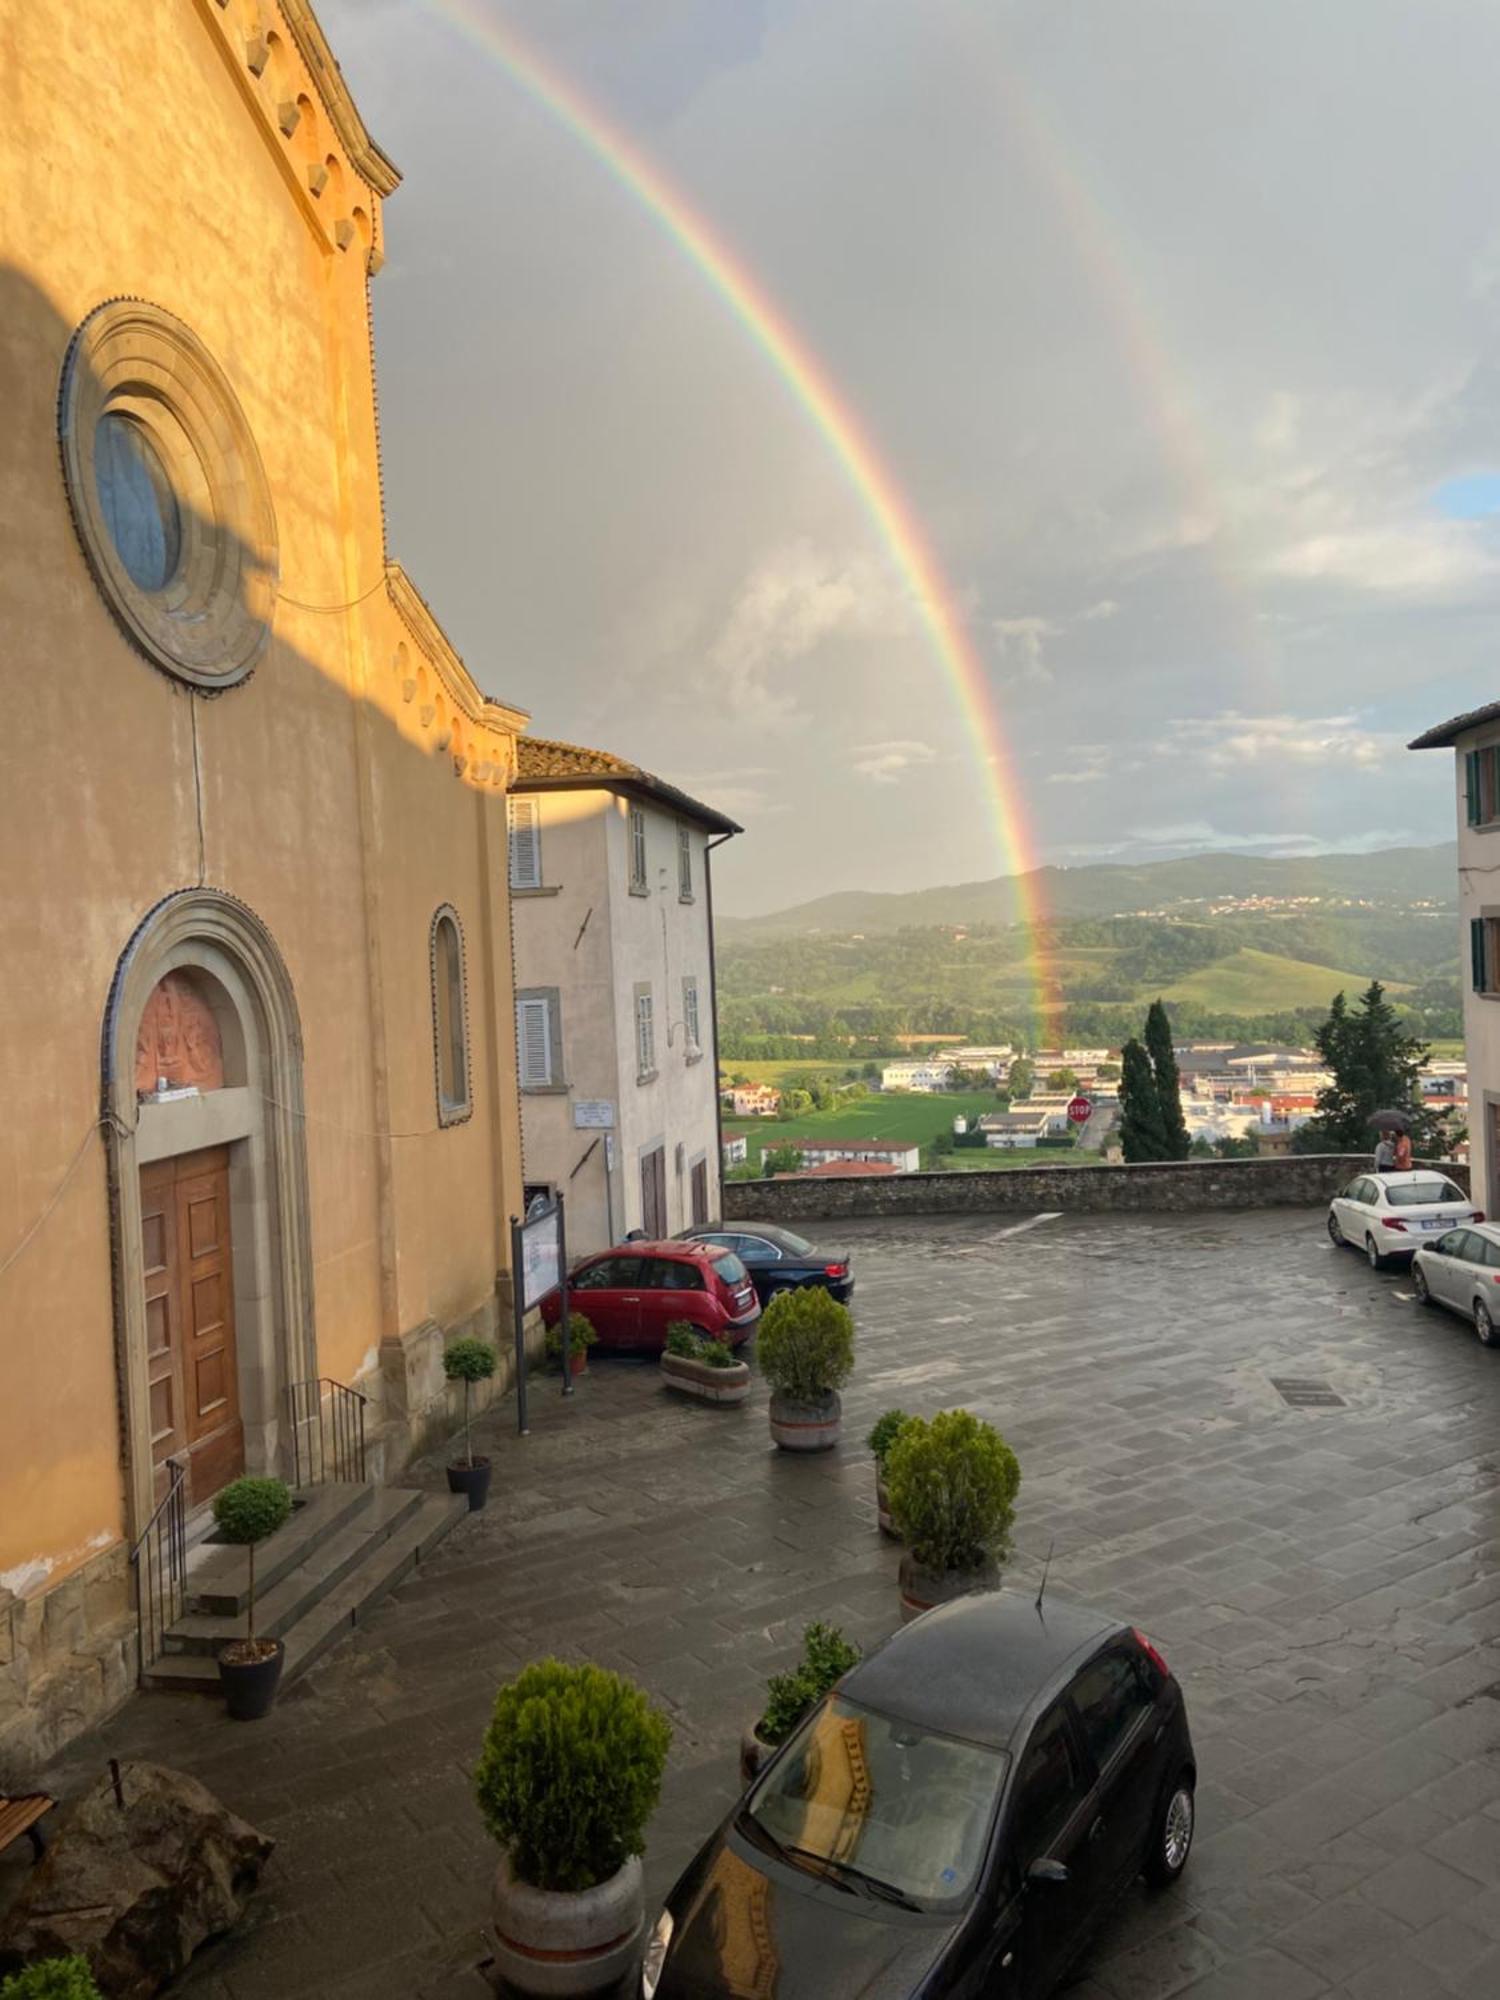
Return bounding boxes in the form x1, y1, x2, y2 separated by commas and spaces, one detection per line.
1420, 1218, 1449, 1231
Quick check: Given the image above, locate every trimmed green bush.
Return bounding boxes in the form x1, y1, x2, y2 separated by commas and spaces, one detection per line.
212, 1477, 292, 1645
1, 1957, 102, 1999
866, 1408, 910, 1467
884, 1410, 1021, 1574
664, 1321, 739, 1370
475, 1659, 671, 1892
544, 1310, 598, 1372
759, 1621, 861, 1745
443, 1337, 497, 1467
757, 1288, 854, 1403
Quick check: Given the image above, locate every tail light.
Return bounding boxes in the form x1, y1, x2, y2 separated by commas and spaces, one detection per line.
825, 1263, 847, 1278
1133, 1628, 1170, 1678
1382, 1217, 1408, 1232
1473, 1211, 1487, 1223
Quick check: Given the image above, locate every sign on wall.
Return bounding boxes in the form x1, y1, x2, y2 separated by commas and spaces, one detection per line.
573, 1099, 615, 1129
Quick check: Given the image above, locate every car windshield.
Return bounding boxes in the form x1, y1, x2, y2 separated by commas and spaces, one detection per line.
711, 1250, 749, 1283
1387, 1180, 1465, 1208
743, 1695, 1006, 1911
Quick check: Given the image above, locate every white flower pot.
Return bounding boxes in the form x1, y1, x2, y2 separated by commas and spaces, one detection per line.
491, 1850, 644, 1996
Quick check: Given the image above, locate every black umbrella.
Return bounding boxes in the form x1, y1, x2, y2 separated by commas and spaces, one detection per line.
1368, 1109, 1412, 1133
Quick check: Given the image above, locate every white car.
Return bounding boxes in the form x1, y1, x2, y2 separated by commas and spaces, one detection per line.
1327, 1169, 1479, 1271
1412, 1223, 1500, 1347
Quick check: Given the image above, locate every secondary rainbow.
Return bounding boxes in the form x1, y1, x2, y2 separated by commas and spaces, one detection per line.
414, 0, 1060, 1031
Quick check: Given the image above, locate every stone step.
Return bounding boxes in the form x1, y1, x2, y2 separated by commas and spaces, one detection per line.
144, 1491, 468, 1694
186, 1482, 375, 1616
163, 1487, 428, 1655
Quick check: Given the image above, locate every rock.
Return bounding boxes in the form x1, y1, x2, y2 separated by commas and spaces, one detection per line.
0, 1761, 273, 1996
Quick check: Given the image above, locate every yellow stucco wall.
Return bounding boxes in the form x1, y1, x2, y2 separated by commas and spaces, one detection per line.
0, 1, 526, 1595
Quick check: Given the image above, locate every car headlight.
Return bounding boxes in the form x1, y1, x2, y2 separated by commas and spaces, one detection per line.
641, 1907, 673, 1997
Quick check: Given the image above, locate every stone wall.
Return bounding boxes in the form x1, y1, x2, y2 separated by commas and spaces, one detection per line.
724, 1154, 1471, 1223
0, 1544, 136, 1781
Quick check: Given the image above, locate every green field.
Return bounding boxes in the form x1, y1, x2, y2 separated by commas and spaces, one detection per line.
724, 1057, 868, 1086
1161, 948, 1411, 1012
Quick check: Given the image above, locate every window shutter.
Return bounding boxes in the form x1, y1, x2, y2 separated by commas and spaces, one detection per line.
518, 997, 552, 1086
1468, 751, 1483, 828
1473, 917, 1487, 993
509, 798, 541, 889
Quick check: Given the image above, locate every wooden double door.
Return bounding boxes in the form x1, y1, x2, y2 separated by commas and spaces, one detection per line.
140, 1146, 244, 1506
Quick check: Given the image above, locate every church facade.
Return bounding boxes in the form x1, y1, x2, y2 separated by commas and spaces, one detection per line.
1, 1, 533, 1765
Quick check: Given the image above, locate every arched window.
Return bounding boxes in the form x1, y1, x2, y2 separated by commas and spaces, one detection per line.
431, 907, 471, 1125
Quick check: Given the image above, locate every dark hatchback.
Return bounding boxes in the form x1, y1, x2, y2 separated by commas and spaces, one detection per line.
641, 1592, 1196, 2000
677, 1222, 854, 1308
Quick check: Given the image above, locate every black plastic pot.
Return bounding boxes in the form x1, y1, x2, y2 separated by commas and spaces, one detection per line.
446, 1456, 493, 1512
218, 1639, 285, 1721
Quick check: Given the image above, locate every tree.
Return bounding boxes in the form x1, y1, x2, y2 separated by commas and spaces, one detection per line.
1118, 1039, 1171, 1162
1048, 1067, 1079, 1094
1007, 1058, 1035, 1100
1294, 982, 1441, 1153
761, 1144, 806, 1177
1144, 1000, 1190, 1160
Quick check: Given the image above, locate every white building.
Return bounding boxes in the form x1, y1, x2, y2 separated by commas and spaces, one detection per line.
722, 1133, 749, 1168
791, 1139, 921, 1174
507, 738, 739, 1254
880, 1059, 956, 1092
1413, 704, 1500, 1209
981, 1110, 1049, 1149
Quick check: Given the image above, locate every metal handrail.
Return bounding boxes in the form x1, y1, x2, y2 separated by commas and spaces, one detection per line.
128, 1455, 187, 1682
287, 1376, 368, 1488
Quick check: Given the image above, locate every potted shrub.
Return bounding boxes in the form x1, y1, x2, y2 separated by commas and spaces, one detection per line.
867, 1408, 911, 1537
886, 1410, 1020, 1623
475, 1659, 671, 1997
660, 1320, 751, 1407
739, 1620, 860, 1784
0, 1962, 102, 2000
210, 1476, 294, 1720
545, 1310, 597, 1379
757, 1287, 854, 1451
444, 1336, 497, 1511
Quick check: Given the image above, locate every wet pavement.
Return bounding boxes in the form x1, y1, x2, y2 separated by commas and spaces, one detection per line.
13, 1204, 1500, 1998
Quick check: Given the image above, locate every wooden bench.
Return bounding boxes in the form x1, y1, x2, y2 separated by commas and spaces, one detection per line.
0, 1792, 54, 1862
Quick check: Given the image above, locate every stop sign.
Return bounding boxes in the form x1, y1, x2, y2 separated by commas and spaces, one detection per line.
1067, 1094, 1093, 1125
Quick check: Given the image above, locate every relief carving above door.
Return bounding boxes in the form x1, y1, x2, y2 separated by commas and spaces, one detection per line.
134, 971, 225, 1095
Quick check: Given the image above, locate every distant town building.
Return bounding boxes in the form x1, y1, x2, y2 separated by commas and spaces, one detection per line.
722, 1133, 749, 1168
725, 1084, 782, 1117
880, 1059, 956, 1092
1412, 700, 1500, 1209
784, 1157, 901, 1179
980, 1110, 1050, 1149
789, 1139, 922, 1174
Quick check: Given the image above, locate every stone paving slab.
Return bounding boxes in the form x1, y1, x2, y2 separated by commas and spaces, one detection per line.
11, 1206, 1500, 1996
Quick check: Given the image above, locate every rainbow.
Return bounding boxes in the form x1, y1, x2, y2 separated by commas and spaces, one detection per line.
411, 0, 1062, 1035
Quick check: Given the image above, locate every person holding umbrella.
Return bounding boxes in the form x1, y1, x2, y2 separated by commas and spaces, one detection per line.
1370, 1109, 1412, 1172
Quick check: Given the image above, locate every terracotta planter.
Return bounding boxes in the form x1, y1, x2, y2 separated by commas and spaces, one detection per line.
768, 1389, 841, 1453
491, 1850, 643, 1997
898, 1552, 1001, 1624
549, 1348, 589, 1379
661, 1350, 751, 1406
217, 1638, 285, 1720
875, 1470, 897, 1537
739, 1722, 777, 1786
446, 1456, 492, 1512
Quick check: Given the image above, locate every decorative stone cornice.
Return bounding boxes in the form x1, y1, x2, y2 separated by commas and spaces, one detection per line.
278, 1, 402, 196
385, 562, 529, 784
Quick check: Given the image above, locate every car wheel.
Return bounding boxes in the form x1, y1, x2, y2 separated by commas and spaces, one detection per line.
1365, 1235, 1385, 1273
1476, 1300, 1500, 1348
1412, 1264, 1434, 1307
1145, 1775, 1195, 1888
1327, 1211, 1344, 1247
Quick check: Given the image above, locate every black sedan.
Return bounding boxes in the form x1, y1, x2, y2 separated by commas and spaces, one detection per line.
641, 1591, 1196, 2000
677, 1223, 853, 1307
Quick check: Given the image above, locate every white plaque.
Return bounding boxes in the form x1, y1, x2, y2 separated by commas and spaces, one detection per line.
573, 1099, 615, 1129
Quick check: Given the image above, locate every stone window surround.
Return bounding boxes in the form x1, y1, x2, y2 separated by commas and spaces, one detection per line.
58, 299, 279, 692
516, 985, 566, 1093
634, 981, 657, 1084
628, 804, 649, 896
430, 905, 473, 1127
102, 888, 316, 1544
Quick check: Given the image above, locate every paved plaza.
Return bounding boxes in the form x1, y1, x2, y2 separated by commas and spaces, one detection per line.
14, 1204, 1500, 1998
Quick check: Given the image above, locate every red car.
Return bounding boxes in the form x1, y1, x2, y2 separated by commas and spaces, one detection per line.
541, 1240, 760, 1353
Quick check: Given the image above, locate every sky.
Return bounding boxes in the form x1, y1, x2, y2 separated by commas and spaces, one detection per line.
319, 0, 1500, 915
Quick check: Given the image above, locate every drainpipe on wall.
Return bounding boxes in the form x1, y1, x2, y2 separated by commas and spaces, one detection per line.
704, 830, 735, 1221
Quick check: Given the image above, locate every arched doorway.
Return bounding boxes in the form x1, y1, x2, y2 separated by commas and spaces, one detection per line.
103, 890, 314, 1535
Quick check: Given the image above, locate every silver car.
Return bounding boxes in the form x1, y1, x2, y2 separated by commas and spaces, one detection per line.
1327, 1169, 1478, 1271
1412, 1223, 1500, 1347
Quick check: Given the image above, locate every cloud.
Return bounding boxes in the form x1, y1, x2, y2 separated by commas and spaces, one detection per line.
851, 739, 938, 784
1268, 524, 1496, 599
705, 541, 912, 728
992, 615, 1058, 686
1165, 712, 1403, 772
1081, 599, 1119, 622
1045, 743, 1119, 786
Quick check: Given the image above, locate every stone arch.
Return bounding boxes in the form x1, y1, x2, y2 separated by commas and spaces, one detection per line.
103, 888, 314, 1533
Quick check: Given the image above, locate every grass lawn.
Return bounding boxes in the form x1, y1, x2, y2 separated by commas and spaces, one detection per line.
723, 1057, 870, 1086
724, 1089, 1000, 1161
1162, 948, 1410, 1012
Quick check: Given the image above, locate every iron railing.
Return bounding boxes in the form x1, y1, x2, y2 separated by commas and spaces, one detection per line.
287, 1376, 368, 1488
129, 1455, 186, 1682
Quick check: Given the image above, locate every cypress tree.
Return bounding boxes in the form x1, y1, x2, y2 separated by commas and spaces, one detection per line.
1119, 1038, 1170, 1162
1144, 999, 1190, 1160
